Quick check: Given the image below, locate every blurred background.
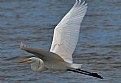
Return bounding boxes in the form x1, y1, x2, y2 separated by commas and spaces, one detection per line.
0, 0, 121, 83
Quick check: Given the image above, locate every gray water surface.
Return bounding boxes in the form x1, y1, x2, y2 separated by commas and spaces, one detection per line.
1, 0, 121, 83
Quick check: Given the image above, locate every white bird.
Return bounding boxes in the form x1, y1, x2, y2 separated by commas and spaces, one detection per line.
19, 0, 103, 79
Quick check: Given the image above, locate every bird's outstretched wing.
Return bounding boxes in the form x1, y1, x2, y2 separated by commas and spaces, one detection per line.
50, 0, 87, 63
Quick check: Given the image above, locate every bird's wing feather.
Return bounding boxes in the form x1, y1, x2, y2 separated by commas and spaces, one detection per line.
50, 0, 87, 63
20, 42, 65, 62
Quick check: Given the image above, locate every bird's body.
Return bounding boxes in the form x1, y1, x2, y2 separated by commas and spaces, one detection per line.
19, 0, 103, 79
20, 43, 82, 71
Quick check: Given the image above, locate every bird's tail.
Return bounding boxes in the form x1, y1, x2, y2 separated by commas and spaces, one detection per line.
71, 64, 82, 69
67, 69, 103, 79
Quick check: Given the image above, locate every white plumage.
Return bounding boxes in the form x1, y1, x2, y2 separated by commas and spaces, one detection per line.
50, 0, 87, 63
19, 0, 103, 79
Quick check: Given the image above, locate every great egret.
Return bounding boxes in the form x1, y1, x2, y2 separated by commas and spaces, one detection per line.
19, 0, 103, 79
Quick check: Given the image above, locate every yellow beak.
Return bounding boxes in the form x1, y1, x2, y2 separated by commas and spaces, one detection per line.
18, 58, 31, 63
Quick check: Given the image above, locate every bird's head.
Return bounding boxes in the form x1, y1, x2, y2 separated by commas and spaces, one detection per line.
18, 57, 40, 63
19, 57, 46, 71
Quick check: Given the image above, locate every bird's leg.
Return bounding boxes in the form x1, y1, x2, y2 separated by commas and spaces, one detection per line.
76, 69, 103, 79
67, 69, 103, 79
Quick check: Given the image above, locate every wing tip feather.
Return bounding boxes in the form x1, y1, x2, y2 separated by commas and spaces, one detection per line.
20, 42, 27, 50
74, 0, 88, 8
